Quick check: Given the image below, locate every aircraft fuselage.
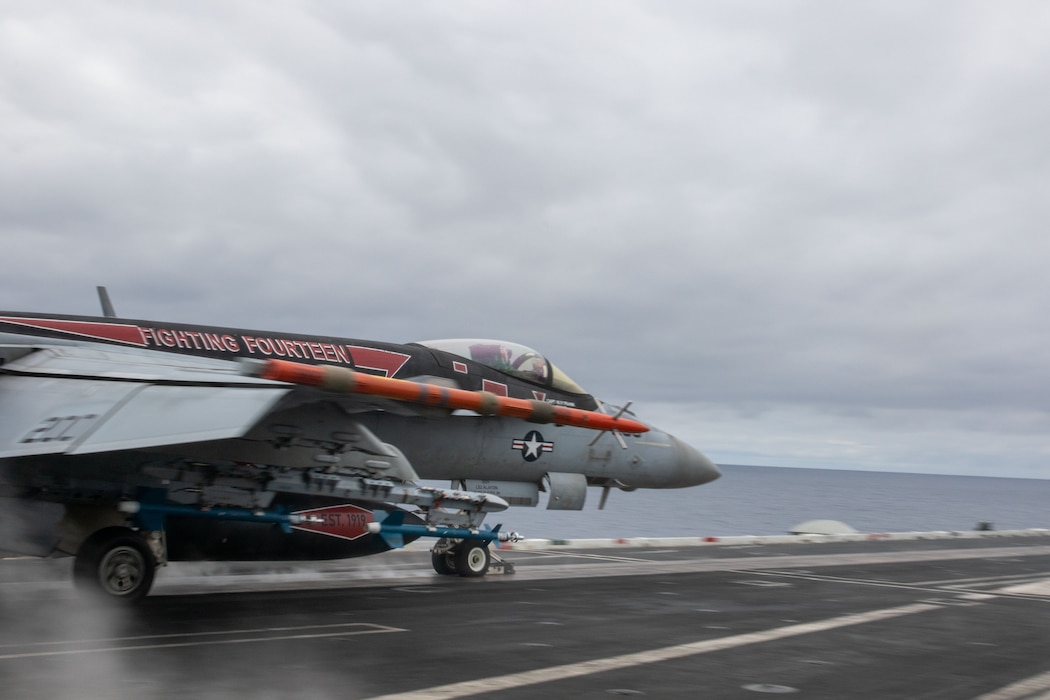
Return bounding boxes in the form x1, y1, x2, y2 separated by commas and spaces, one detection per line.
0, 308, 719, 599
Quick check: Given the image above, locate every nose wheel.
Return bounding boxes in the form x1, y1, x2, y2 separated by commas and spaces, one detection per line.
455, 541, 491, 577
431, 539, 491, 577
431, 547, 457, 575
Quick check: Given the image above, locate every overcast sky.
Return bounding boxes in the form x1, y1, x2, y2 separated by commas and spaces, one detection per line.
2, 2, 1049, 478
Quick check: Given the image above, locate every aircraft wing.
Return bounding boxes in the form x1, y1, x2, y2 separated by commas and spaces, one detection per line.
0, 345, 291, 458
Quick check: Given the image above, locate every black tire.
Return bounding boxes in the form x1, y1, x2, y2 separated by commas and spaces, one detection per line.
454, 542, 490, 578
73, 527, 156, 602
431, 550, 458, 575
431, 538, 457, 575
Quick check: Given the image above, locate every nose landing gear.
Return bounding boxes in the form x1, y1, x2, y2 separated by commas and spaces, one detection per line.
431, 538, 512, 577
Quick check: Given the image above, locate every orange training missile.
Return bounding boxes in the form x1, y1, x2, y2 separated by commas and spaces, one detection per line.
241, 358, 650, 434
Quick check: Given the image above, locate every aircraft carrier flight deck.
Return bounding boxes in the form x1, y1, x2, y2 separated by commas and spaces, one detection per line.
1, 530, 1049, 699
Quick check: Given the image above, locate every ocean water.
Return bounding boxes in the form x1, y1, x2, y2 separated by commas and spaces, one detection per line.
494, 465, 1050, 540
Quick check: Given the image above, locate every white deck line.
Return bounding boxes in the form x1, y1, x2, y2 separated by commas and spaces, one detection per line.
492, 528, 1050, 551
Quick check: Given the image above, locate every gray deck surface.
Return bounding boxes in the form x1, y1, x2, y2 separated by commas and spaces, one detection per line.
1, 536, 1049, 699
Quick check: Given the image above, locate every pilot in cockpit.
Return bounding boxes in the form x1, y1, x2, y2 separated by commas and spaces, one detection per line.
515, 353, 549, 384
468, 343, 549, 385
468, 343, 514, 372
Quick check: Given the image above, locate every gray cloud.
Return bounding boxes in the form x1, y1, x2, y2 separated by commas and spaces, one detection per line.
2, 1, 1049, 477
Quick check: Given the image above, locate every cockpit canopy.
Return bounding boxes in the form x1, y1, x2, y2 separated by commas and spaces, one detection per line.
416, 339, 588, 395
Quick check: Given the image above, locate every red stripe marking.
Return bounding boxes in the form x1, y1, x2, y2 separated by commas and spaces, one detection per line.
346, 346, 411, 377
482, 380, 509, 397
0, 317, 147, 346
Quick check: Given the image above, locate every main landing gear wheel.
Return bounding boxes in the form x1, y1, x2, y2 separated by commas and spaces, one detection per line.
73, 527, 156, 602
454, 542, 491, 578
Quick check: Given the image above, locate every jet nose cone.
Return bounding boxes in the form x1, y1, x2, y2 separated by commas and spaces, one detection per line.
673, 437, 721, 487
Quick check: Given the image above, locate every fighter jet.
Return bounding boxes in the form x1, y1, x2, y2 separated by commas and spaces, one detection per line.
0, 291, 719, 601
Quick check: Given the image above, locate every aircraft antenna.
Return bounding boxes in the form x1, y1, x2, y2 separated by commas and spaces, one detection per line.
589, 400, 632, 449
97, 286, 117, 318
